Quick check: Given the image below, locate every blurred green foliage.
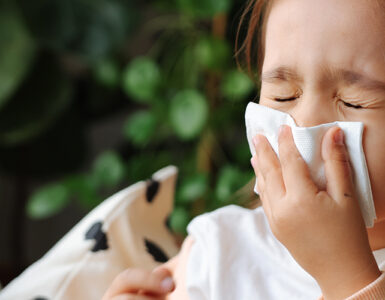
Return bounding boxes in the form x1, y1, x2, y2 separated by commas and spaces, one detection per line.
0, 0, 258, 235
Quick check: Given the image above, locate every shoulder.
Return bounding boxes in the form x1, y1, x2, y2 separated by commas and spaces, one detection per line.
165, 205, 267, 300
187, 204, 269, 242
190, 204, 265, 222
185, 204, 276, 273
186, 204, 293, 271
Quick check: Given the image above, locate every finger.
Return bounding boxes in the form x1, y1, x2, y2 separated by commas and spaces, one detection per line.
152, 261, 172, 277
152, 266, 173, 279
278, 125, 318, 197
321, 126, 356, 204
253, 134, 286, 201
112, 294, 165, 300
106, 268, 174, 297
151, 267, 175, 293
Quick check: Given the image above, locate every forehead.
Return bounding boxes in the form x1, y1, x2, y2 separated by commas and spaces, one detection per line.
263, 0, 385, 78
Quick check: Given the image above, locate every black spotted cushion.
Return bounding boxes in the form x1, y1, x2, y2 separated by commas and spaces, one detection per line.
0, 166, 180, 300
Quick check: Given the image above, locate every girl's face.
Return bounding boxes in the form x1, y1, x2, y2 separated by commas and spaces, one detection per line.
259, 0, 385, 222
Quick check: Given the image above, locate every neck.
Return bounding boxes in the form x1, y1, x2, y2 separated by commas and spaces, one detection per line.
367, 218, 385, 251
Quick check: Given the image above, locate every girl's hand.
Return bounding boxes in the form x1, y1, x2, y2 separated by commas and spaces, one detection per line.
102, 266, 175, 300
251, 125, 381, 300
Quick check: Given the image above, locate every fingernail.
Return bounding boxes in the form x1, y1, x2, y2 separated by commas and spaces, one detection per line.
161, 277, 174, 292
334, 128, 344, 145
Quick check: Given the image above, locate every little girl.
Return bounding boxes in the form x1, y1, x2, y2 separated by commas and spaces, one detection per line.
103, 0, 385, 299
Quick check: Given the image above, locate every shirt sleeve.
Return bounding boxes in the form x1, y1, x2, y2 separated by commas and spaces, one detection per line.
317, 271, 385, 300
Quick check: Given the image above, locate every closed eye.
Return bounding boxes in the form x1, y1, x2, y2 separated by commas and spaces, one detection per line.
274, 97, 298, 101
274, 97, 364, 109
342, 101, 363, 109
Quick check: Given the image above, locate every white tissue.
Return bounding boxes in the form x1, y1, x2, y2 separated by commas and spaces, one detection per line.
245, 102, 376, 228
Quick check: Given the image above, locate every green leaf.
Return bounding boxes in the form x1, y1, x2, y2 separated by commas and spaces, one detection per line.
169, 206, 190, 234
215, 165, 250, 202
176, 173, 208, 203
122, 57, 161, 103
0, 5, 36, 110
27, 183, 70, 219
123, 110, 157, 147
93, 58, 120, 88
195, 37, 231, 70
176, 0, 232, 18
92, 151, 126, 189
221, 70, 254, 101
64, 175, 101, 210
170, 89, 209, 140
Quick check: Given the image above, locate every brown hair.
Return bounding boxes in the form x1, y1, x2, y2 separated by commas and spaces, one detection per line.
231, 0, 274, 210
235, 0, 273, 79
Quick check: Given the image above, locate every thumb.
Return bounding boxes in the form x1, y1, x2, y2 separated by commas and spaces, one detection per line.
152, 266, 175, 293
321, 126, 356, 203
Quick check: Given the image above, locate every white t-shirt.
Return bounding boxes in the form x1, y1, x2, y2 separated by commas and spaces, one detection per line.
185, 205, 385, 300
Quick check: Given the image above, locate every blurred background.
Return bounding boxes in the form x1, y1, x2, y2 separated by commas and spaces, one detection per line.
0, 0, 259, 286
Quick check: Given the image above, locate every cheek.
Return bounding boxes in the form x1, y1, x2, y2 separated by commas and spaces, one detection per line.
362, 127, 385, 221
259, 97, 269, 106
258, 88, 267, 104
259, 94, 276, 109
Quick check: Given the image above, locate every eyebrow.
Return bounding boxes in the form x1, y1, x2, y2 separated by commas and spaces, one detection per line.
262, 66, 303, 83
261, 66, 385, 92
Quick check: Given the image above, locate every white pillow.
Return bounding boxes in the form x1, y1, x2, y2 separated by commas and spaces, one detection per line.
0, 165, 180, 300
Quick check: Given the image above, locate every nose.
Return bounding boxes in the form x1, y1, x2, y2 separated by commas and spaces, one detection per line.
290, 96, 336, 127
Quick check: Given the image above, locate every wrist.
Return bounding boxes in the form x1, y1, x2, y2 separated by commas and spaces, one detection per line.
317, 257, 381, 300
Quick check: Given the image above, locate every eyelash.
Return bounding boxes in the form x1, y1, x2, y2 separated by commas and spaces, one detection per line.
273, 97, 364, 109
